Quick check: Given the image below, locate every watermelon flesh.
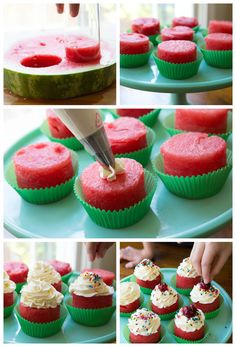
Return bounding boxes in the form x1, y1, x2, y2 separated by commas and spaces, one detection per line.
208, 20, 232, 34
131, 18, 160, 36
47, 109, 74, 138
157, 40, 197, 63
161, 26, 194, 41
4, 262, 29, 283
116, 109, 154, 117
120, 33, 150, 54
205, 33, 232, 51
65, 37, 101, 63
172, 16, 199, 28
81, 268, 115, 286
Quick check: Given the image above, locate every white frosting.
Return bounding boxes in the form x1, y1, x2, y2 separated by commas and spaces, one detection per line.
120, 282, 140, 306
4, 271, 16, 294
128, 308, 160, 336
177, 258, 199, 278
27, 261, 61, 285
190, 283, 220, 304
175, 307, 205, 332
99, 158, 125, 181
20, 280, 63, 308
151, 284, 178, 308
69, 272, 114, 297
134, 259, 160, 281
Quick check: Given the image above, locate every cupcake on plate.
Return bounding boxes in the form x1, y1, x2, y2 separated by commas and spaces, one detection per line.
134, 259, 161, 291
202, 33, 232, 68
174, 304, 205, 341
151, 282, 179, 318
82, 268, 115, 286
190, 281, 220, 315
120, 282, 141, 314
176, 258, 201, 294
27, 261, 62, 292
4, 261, 29, 293
4, 271, 16, 309
128, 308, 161, 343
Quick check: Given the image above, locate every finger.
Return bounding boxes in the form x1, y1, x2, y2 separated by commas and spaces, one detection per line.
190, 242, 205, 276
201, 246, 215, 283
210, 254, 229, 280
96, 243, 108, 259
70, 4, 80, 17
125, 261, 136, 269
120, 247, 133, 260
85, 242, 97, 262
56, 4, 64, 14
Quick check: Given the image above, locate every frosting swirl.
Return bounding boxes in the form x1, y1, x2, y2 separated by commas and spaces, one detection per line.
20, 280, 63, 308
190, 283, 220, 304
128, 308, 160, 336
99, 158, 125, 181
120, 282, 140, 306
151, 284, 178, 308
69, 272, 114, 297
175, 307, 205, 332
177, 258, 198, 278
4, 271, 16, 294
27, 261, 61, 285
134, 259, 160, 281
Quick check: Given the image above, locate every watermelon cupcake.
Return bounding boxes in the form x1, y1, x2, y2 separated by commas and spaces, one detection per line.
104, 117, 155, 166
159, 26, 194, 44
131, 17, 160, 45
4, 271, 16, 318
173, 305, 206, 342
153, 132, 231, 199
48, 260, 72, 284
190, 281, 221, 318
27, 261, 62, 292
41, 109, 83, 150
172, 16, 199, 30
134, 259, 161, 293
175, 258, 201, 295
114, 109, 158, 127
153, 40, 202, 79
5, 142, 78, 204
201, 33, 232, 68
120, 33, 152, 68
4, 261, 29, 293
151, 282, 179, 319
120, 282, 142, 314
82, 268, 115, 286
74, 157, 156, 228
208, 20, 232, 34
127, 308, 161, 343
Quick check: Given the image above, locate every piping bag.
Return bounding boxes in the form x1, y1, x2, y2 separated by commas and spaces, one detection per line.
53, 109, 115, 170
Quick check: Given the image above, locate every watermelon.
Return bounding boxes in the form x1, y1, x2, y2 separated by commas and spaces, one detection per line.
174, 325, 204, 341
19, 303, 60, 323
49, 260, 72, 277
205, 33, 232, 50
193, 296, 220, 313
72, 293, 113, 308
52, 280, 62, 293
120, 298, 141, 313
65, 37, 101, 63
176, 274, 201, 289
130, 329, 161, 343
120, 33, 150, 54
104, 117, 147, 154
47, 109, 74, 138
4, 34, 115, 99
172, 17, 199, 28
160, 133, 227, 177
157, 40, 197, 63
131, 18, 160, 36
161, 26, 194, 41
4, 262, 29, 284
136, 275, 161, 289
4, 292, 14, 308
152, 299, 179, 314
116, 109, 154, 117
208, 20, 232, 34
81, 268, 115, 286
80, 158, 146, 211
13, 142, 74, 189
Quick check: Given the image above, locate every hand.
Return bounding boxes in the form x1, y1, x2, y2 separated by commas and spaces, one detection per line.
190, 242, 231, 283
120, 243, 155, 268
56, 3, 80, 17
85, 242, 114, 262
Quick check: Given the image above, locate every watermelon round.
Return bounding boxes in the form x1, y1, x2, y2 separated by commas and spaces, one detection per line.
152, 299, 179, 314
47, 109, 74, 138
208, 20, 232, 34
205, 33, 232, 51
174, 325, 204, 341
120, 298, 140, 313
104, 117, 147, 154
136, 275, 162, 289
49, 260, 72, 277
80, 158, 146, 211
116, 109, 153, 117
172, 17, 199, 28
130, 329, 161, 343
13, 142, 74, 189
160, 133, 227, 177
65, 37, 101, 63
120, 33, 150, 54
81, 268, 115, 286
193, 296, 220, 312
72, 293, 113, 309
161, 26, 194, 41
19, 303, 60, 323
4, 34, 115, 99
4, 292, 14, 308
157, 40, 197, 63
176, 274, 201, 289
4, 262, 29, 284
131, 18, 160, 36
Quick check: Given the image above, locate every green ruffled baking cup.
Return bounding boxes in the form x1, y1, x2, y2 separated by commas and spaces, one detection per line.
74, 169, 157, 229
62, 282, 68, 296
162, 111, 232, 141
120, 44, 153, 68
15, 282, 26, 294
40, 121, 83, 151
148, 34, 158, 45
65, 297, 116, 326
152, 51, 202, 80
168, 320, 209, 344
115, 127, 156, 167
152, 150, 232, 199
201, 48, 232, 69
146, 296, 184, 321
15, 304, 67, 338
61, 272, 73, 284
4, 291, 17, 318
170, 275, 194, 296
5, 150, 78, 204
130, 273, 164, 295
120, 292, 144, 317
110, 109, 160, 127
123, 324, 166, 343
190, 295, 223, 319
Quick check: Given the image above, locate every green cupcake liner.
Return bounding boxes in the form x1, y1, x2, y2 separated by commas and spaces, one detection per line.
74, 169, 157, 229
62, 282, 68, 296
61, 272, 73, 284
168, 320, 209, 343
110, 109, 160, 127
65, 297, 116, 326
201, 48, 232, 69
5, 150, 78, 204
153, 51, 202, 80
190, 295, 223, 319
148, 34, 159, 45
4, 291, 17, 318
123, 324, 166, 343
15, 282, 26, 294
146, 296, 184, 321
40, 121, 83, 151
120, 292, 145, 317
15, 304, 67, 338
130, 273, 164, 295
162, 111, 232, 141
115, 127, 156, 167
120, 44, 153, 68
152, 150, 232, 199
170, 275, 193, 296
192, 25, 200, 33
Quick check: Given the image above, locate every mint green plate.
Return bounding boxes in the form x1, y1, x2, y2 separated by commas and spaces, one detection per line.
120, 268, 232, 343
4, 110, 232, 238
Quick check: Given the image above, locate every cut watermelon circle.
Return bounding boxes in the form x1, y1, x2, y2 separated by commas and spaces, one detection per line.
21, 55, 62, 68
